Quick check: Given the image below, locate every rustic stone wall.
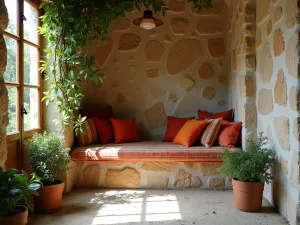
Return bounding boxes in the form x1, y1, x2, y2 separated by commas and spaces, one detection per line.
81, 0, 230, 140
0, 0, 9, 169
73, 161, 231, 190
255, 0, 300, 224
227, 0, 257, 146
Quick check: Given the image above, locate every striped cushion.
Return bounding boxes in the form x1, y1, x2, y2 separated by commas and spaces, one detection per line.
77, 118, 98, 146
201, 118, 222, 147
70, 141, 235, 162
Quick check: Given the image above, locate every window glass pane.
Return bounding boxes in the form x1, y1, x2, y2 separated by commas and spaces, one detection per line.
4, 0, 17, 35
4, 36, 17, 83
24, 88, 39, 130
6, 86, 18, 133
24, 2, 39, 44
24, 44, 39, 85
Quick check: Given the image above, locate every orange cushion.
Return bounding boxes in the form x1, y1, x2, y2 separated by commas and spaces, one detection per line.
163, 116, 195, 142
93, 118, 114, 145
76, 118, 98, 146
218, 119, 242, 148
173, 120, 207, 147
111, 118, 139, 144
198, 109, 233, 121
201, 118, 222, 147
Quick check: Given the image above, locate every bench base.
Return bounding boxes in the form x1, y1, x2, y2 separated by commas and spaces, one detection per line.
72, 161, 232, 190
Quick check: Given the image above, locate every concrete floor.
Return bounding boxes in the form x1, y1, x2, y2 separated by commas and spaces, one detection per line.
28, 188, 288, 225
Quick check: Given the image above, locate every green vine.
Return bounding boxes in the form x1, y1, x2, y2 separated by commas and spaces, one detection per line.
39, 0, 212, 134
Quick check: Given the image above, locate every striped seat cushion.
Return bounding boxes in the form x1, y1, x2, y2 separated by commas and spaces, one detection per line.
201, 118, 222, 147
76, 118, 98, 146
70, 141, 236, 162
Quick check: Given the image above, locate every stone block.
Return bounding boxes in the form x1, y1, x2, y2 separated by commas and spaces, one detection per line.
289, 86, 300, 111
274, 117, 290, 151
144, 41, 165, 62
198, 63, 214, 79
142, 162, 177, 172
118, 34, 141, 51
106, 168, 140, 187
274, 69, 287, 106
173, 169, 202, 188
273, 29, 285, 57
290, 150, 300, 188
83, 165, 101, 186
258, 89, 274, 115
167, 39, 202, 75
208, 38, 225, 58
145, 102, 167, 129
178, 77, 195, 91
202, 86, 216, 100
198, 163, 221, 176
209, 178, 225, 188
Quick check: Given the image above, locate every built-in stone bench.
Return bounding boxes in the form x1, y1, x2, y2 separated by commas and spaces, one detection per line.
67, 142, 234, 190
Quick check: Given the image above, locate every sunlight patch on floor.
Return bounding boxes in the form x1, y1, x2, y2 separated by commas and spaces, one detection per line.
91, 191, 182, 225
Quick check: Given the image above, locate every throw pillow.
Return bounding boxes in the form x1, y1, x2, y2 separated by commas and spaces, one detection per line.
80, 106, 112, 119
76, 118, 98, 146
218, 120, 242, 148
198, 109, 233, 121
173, 120, 207, 147
111, 117, 140, 144
163, 116, 195, 142
201, 118, 222, 147
93, 118, 114, 145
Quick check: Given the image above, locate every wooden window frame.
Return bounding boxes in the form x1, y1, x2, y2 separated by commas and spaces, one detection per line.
4, 0, 43, 142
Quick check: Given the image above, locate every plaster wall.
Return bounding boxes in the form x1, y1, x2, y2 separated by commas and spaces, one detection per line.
0, 0, 9, 169
81, 0, 230, 140
255, 1, 300, 224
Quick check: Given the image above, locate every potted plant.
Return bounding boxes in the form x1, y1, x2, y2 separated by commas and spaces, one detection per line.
26, 132, 71, 213
218, 133, 276, 212
0, 168, 42, 225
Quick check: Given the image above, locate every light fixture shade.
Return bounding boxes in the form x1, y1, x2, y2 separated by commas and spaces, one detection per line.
133, 10, 163, 30
140, 18, 156, 30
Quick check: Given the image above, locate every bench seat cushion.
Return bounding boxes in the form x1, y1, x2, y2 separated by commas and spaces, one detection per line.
71, 141, 235, 162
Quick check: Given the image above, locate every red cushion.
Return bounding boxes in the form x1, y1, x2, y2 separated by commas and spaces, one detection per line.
80, 106, 112, 119
163, 116, 194, 142
218, 120, 242, 148
92, 118, 114, 145
198, 109, 233, 121
173, 120, 207, 147
111, 118, 140, 144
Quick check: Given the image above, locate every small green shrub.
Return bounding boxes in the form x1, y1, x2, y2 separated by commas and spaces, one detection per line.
0, 168, 42, 219
217, 133, 276, 183
26, 132, 71, 185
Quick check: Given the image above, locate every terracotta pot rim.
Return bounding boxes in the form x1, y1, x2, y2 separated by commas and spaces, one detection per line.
232, 178, 264, 184
42, 180, 64, 187
5, 205, 27, 217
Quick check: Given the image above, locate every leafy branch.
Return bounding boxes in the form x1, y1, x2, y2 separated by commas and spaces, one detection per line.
39, 0, 212, 134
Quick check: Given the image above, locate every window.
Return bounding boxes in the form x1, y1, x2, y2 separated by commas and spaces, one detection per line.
4, 0, 42, 135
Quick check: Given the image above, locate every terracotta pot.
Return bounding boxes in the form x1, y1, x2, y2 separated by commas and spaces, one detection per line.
1, 206, 28, 225
232, 178, 264, 212
34, 180, 64, 213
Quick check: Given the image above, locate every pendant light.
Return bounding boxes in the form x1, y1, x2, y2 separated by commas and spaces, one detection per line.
133, 10, 163, 30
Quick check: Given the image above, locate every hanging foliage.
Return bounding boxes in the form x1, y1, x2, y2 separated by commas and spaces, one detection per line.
39, 0, 213, 134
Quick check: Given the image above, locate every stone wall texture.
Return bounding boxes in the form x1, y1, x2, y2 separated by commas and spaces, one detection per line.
254, 0, 300, 225
0, 0, 9, 169
81, 0, 229, 140
227, 0, 257, 147
73, 161, 231, 190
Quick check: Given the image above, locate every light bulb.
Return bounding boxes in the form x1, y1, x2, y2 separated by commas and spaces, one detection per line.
140, 18, 156, 30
